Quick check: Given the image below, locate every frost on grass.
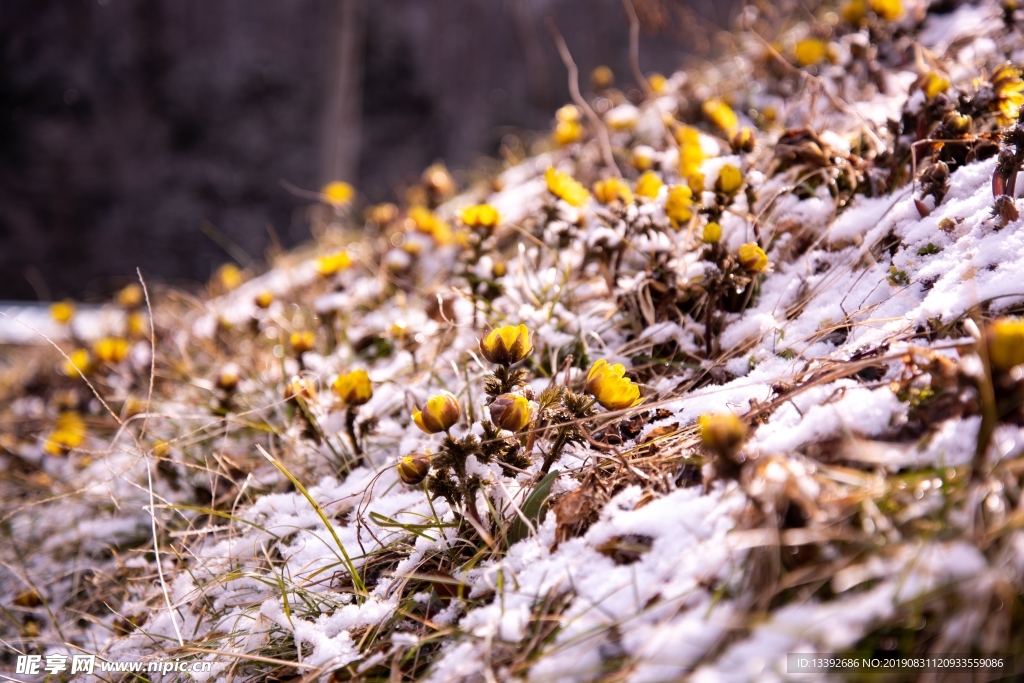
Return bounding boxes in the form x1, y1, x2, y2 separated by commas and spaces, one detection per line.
4, 0, 1024, 680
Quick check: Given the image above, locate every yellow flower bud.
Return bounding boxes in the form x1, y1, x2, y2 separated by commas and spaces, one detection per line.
333, 369, 372, 406
922, 72, 950, 100
665, 185, 695, 228
591, 65, 614, 89
716, 164, 743, 195
556, 104, 581, 122
593, 178, 634, 205
42, 412, 87, 456
585, 359, 641, 411
553, 120, 583, 146
423, 163, 456, 200
794, 38, 828, 67
869, 0, 903, 20
367, 202, 399, 225
703, 222, 723, 243
459, 203, 501, 229
321, 181, 354, 206
61, 348, 93, 377
255, 290, 274, 309
942, 111, 972, 136
290, 331, 316, 355
647, 72, 667, 94
216, 263, 243, 292
698, 413, 746, 456
117, 283, 144, 308
492, 261, 507, 278
127, 311, 146, 339
635, 171, 664, 199
216, 364, 241, 391
480, 324, 532, 365
93, 337, 130, 364
284, 376, 317, 403
315, 250, 352, 277
629, 147, 655, 171
702, 98, 738, 135
987, 319, 1024, 371
50, 300, 75, 324
413, 391, 461, 433
544, 167, 590, 207
397, 452, 432, 486
731, 127, 755, 153
737, 244, 769, 273
489, 394, 532, 432
842, 0, 866, 22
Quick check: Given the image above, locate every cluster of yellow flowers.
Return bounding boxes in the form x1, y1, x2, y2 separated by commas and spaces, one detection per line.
544, 167, 591, 207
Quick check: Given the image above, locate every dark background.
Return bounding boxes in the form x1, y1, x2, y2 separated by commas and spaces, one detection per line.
0, 0, 730, 301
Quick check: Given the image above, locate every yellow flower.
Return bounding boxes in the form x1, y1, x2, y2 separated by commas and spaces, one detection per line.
676, 125, 705, 182
647, 72, 667, 94
702, 98, 739, 135
333, 369, 373, 405
61, 348, 93, 377
869, 0, 903, 20
413, 391, 461, 433
794, 38, 828, 67
629, 147, 655, 171
591, 65, 614, 89
635, 171, 664, 199
593, 178, 634, 205
993, 64, 1024, 125
216, 263, 243, 292
544, 167, 590, 207
117, 283, 144, 308
556, 104, 581, 122
703, 222, 723, 243
50, 300, 75, 324
987, 319, 1024, 371
321, 181, 354, 206
43, 412, 87, 456
585, 359, 641, 411
127, 311, 146, 338
290, 331, 315, 354
665, 185, 695, 228
688, 171, 706, 193
315, 250, 353, 276
922, 72, 950, 100
408, 206, 454, 245
842, 0, 866, 23
553, 120, 583, 146
489, 394, 532, 432
480, 324, 532, 365
93, 337, 130, 364
698, 413, 746, 456
459, 204, 501, 229
255, 290, 274, 309
737, 243, 769, 273
716, 164, 743, 195
397, 452, 432, 486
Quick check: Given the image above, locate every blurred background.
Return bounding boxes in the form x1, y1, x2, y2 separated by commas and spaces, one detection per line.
0, 0, 733, 301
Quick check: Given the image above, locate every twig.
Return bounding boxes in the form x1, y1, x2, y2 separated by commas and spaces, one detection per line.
621, 0, 655, 100
545, 18, 621, 178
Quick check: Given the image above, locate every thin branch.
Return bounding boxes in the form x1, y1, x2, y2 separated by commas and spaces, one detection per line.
545, 18, 621, 177
622, 0, 655, 100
